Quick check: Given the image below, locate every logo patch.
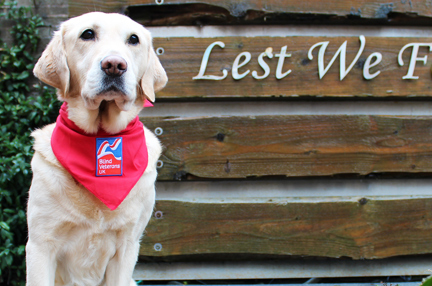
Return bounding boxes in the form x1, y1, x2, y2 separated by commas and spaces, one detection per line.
96, 137, 123, 176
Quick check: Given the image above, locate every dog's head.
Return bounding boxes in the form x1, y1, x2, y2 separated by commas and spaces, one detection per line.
34, 12, 167, 134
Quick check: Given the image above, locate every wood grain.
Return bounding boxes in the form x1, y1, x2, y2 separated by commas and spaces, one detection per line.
140, 196, 432, 259
69, 0, 432, 20
148, 36, 432, 99
142, 115, 432, 180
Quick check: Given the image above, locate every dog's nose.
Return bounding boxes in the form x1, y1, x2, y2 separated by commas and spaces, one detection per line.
101, 56, 127, 77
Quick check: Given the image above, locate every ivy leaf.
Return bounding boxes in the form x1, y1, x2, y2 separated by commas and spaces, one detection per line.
16, 71, 29, 80
0, 222, 10, 231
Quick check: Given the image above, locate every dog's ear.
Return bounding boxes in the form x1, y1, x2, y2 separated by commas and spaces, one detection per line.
140, 45, 168, 102
33, 30, 70, 96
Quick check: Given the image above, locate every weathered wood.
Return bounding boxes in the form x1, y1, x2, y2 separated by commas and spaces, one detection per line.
154, 179, 432, 200
134, 257, 432, 280
139, 196, 432, 259
68, 0, 127, 17
142, 115, 432, 180
149, 36, 432, 99
140, 101, 432, 117
69, 0, 432, 22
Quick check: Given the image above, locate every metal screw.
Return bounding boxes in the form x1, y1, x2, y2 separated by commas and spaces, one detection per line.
155, 0, 164, 4
156, 47, 165, 55
156, 160, 164, 169
155, 127, 163, 136
155, 210, 163, 219
154, 243, 162, 251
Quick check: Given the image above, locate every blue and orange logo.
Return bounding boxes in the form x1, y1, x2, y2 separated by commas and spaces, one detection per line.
96, 137, 123, 176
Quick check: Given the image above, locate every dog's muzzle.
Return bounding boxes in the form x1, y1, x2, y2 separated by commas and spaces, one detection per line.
85, 55, 135, 111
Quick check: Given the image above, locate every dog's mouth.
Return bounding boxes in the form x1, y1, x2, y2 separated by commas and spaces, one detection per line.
83, 95, 133, 112
100, 76, 127, 94
98, 99, 109, 113
83, 79, 134, 111
102, 85, 122, 94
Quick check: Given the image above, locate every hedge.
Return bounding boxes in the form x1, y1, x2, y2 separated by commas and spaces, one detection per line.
0, 1, 60, 285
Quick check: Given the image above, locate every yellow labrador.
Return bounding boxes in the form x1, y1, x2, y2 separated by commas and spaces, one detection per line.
27, 12, 167, 285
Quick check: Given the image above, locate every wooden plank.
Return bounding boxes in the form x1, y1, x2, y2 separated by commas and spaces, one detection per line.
142, 115, 432, 180
139, 196, 432, 259
146, 25, 432, 39
140, 101, 432, 117
149, 36, 432, 99
134, 257, 432, 280
69, 0, 432, 21
154, 179, 432, 200
68, 0, 127, 17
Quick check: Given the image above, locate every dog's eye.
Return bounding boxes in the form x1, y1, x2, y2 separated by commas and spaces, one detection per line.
80, 29, 95, 40
128, 34, 139, 45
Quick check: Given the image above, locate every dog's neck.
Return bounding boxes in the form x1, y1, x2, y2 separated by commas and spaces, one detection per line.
65, 97, 143, 135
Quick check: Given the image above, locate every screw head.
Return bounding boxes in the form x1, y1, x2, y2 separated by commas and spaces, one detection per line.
154, 243, 162, 251
156, 47, 165, 55
156, 160, 164, 169
155, 210, 163, 219
155, 127, 163, 136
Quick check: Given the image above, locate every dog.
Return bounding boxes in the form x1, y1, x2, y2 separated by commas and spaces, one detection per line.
26, 12, 167, 285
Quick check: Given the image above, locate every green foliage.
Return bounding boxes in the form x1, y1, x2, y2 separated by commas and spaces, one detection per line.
0, 1, 60, 285
421, 276, 432, 286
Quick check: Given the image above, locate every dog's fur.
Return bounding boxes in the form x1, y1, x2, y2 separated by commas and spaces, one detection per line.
26, 12, 167, 286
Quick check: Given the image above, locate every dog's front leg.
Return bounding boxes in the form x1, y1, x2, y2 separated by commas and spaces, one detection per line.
105, 239, 140, 286
26, 239, 57, 286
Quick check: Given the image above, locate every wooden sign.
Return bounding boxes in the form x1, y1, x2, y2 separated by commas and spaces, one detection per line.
69, 0, 432, 20
152, 36, 432, 99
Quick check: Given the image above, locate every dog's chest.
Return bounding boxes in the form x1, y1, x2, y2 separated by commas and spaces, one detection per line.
55, 221, 118, 285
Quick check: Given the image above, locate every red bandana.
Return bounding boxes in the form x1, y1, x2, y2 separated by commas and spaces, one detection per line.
51, 103, 148, 210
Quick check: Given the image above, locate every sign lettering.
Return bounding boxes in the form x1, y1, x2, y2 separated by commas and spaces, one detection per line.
398, 43, 432, 79
193, 35, 432, 81
193, 41, 228, 80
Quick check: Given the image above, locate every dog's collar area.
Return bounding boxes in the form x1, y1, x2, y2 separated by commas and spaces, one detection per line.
61, 102, 136, 136
50, 102, 149, 210
144, 99, 154, 107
